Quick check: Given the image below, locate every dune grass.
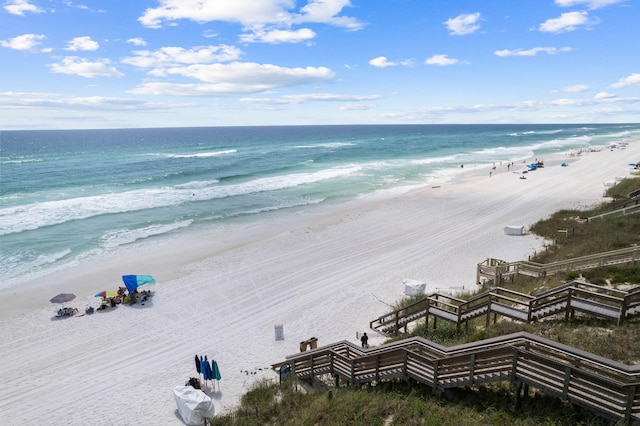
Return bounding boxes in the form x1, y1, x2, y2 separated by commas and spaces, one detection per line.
210, 376, 622, 426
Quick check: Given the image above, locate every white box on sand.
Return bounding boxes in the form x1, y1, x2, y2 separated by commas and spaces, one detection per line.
403, 279, 426, 296
173, 386, 216, 425
504, 225, 525, 235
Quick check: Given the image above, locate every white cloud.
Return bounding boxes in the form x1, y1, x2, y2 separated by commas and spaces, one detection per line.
425, 54, 459, 66
494, 46, 572, 56
554, 0, 625, 10
139, 0, 281, 28
127, 38, 147, 47
294, 0, 363, 30
49, 57, 124, 78
369, 56, 392, 67
239, 28, 316, 44
130, 62, 335, 95
610, 73, 640, 88
595, 91, 615, 99
339, 103, 374, 111
539, 11, 598, 33
0, 91, 158, 110
138, 0, 363, 31
65, 36, 100, 51
443, 12, 481, 35
383, 95, 639, 121
0, 33, 45, 50
4, 0, 44, 15
550, 96, 638, 106
368, 56, 405, 68
122, 45, 243, 69
561, 84, 590, 93
241, 92, 381, 105
166, 62, 333, 84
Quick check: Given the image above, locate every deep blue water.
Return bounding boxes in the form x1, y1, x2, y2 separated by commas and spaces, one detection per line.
1, 124, 639, 289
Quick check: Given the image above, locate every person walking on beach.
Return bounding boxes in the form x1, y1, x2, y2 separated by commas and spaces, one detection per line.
361, 332, 369, 348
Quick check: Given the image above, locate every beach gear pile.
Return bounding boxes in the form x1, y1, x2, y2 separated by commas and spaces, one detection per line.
173, 386, 215, 425
173, 354, 221, 424
51, 275, 156, 319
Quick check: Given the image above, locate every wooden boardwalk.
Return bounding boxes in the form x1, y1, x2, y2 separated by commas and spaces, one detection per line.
477, 246, 640, 285
369, 280, 640, 336
274, 246, 640, 421
276, 332, 640, 423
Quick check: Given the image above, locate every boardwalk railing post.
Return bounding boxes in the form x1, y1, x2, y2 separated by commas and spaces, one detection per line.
403, 351, 408, 380
510, 348, 518, 383
564, 288, 573, 322
514, 380, 523, 409
619, 295, 628, 325
562, 366, 571, 401
432, 360, 439, 393
329, 352, 334, 376
350, 359, 355, 388
425, 300, 430, 333
469, 353, 475, 385
624, 385, 636, 423
310, 354, 315, 381
394, 311, 399, 336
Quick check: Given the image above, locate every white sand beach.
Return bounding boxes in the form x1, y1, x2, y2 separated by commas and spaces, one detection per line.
1, 140, 638, 425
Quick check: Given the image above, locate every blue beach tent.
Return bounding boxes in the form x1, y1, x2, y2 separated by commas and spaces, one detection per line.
122, 274, 156, 292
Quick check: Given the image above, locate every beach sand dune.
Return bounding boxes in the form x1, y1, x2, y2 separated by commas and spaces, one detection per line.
0, 142, 638, 425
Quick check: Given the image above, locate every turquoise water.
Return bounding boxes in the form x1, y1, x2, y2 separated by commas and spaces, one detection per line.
1, 124, 639, 289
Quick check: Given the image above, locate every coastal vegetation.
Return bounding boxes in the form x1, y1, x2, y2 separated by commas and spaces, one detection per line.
210, 178, 640, 426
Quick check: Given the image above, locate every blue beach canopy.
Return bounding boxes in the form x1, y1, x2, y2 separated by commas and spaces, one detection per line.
122, 275, 156, 292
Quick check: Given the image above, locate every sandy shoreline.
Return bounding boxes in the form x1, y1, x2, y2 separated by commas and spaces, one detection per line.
0, 140, 638, 425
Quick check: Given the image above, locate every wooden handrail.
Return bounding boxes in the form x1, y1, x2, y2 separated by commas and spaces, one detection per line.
479, 247, 640, 283
588, 203, 640, 221
276, 332, 640, 422
370, 280, 640, 333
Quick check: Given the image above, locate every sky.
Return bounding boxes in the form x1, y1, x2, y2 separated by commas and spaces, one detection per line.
1, 0, 639, 130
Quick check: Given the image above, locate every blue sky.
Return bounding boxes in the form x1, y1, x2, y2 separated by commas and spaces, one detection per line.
1, 0, 639, 129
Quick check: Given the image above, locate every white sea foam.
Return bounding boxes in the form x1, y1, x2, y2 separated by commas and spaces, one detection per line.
0, 165, 361, 235
227, 197, 326, 217
174, 179, 220, 189
472, 146, 535, 159
524, 129, 563, 135
474, 135, 591, 159
0, 248, 72, 290
411, 154, 462, 165
0, 158, 42, 165
165, 149, 237, 158
528, 135, 592, 151
100, 220, 193, 249
294, 142, 356, 149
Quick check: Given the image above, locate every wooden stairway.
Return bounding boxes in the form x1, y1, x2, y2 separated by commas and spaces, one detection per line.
275, 332, 640, 423
370, 280, 640, 336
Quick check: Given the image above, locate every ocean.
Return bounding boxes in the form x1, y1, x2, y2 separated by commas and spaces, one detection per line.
1, 123, 639, 291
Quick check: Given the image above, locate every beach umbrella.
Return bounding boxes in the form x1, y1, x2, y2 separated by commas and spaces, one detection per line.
211, 360, 221, 391
194, 354, 201, 374
212, 360, 221, 381
122, 275, 156, 293
199, 356, 207, 385
94, 290, 117, 298
204, 356, 212, 381
50, 293, 76, 304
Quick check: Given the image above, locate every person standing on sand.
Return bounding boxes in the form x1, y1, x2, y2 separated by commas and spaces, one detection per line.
361, 332, 369, 348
